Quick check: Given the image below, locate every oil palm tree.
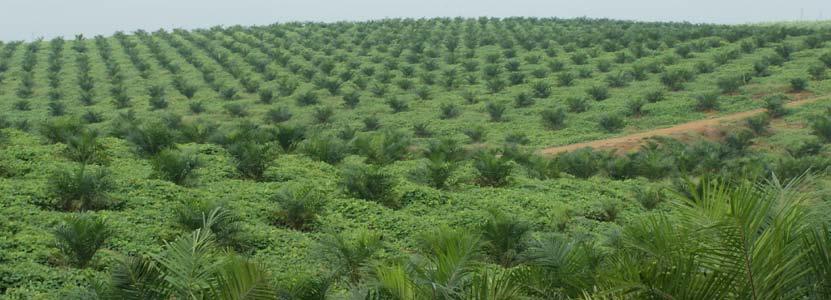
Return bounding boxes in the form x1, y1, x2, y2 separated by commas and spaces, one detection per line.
104, 218, 275, 299
593, 175, 829, 299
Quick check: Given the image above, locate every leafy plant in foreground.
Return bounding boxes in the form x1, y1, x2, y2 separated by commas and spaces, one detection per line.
54, 214, 112, 268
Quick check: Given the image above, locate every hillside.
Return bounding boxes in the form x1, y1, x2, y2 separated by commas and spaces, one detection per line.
1, 18, 831, 299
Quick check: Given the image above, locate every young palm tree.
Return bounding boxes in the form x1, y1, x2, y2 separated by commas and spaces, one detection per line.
593, 176, 828, 299
106, 228, 276, 300
377, 227, 483, 299
54, 214, 113, 268
319, 229, 383, 285
481, 210, 531, 268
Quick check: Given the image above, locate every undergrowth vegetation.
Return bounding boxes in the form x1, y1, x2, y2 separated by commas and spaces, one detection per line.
1, 17, 831, 299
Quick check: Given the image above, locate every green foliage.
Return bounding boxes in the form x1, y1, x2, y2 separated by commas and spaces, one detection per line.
54, 214, 112, 268
40, 117, 85, 144
151, 149, 200, 186
106, 229, 276, 299
265, 106, 293, 124
625, 98, 647, 117
341, 163, 399, 208
790, 77, 808, 92
64, 129, 107, 164
485, 101, 507, 122
716, 74, 747, 94
352, 129, 411, 165
319, 229, 383, 284
439, 103, 461, 119
811, 113, 831, 142
598, 114, 625, 132
530, 80, 551, 98
49, 165, 115, 211
275, 125, 306, 152
300, 133, 348, 164
540, 106, 567, 130
312, 106, 335, 124
765, 94, 789, 117
473, 151, 513, 187
586, 85, 609, 101
565, 96, 589, 113
386, 97, 409, 113
296, 89, 320, 106
660, 67, 694, 90
272, 185, 325, 231
632, 184, 665, 210
694, 91, 720, 111
513, 92, 535, 108
175, 200, 244, 248
746, 114, 771, 135
481, 210, 530, 267
227, 141, 272, 180
126, 121, 178, 156
555, 148, 606, 178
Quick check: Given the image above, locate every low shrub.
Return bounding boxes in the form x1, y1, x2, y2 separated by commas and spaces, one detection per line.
64, 129, 107, 164
275, 125, 306, 152
566, 96, 589, 113
473, 151, 513, 187
626, 99, 647, 117
40, 117, 85, 144
810, 114, 831, 142
300, 134, 349, 164
764, 94, 788, 118
485, 101, 507, 122
464, 126, 486, 143
126, 121, 178, 156
716, 75, 746, 94
265, 106, 293, 124
175, 200, 243, 248
586, 85, 609, 101
49, 165, 114, 211
694, 92, 720, 111
228, 141, 272, 180
541, 106, 567, 130
632, 184, 665, 210
352, 129, 411, 165
598, 114, 625, 132
54, 214, 112, 268
531, 80, 551, 98
313, 106, 335, 124
342, 90, 361, 108
513, 92, 535, 108
790, 77, 808, 92
555, 148, 606, 178
439, 103, 461, 119
296, 89, 320, 106
341, 163, 399, 208
151, 149, 200, 186
223, 103, 248, 117
386, 97, 409, 113
746, 114, 771, 135
504, 132, 530, 145
272, 185, 325, 231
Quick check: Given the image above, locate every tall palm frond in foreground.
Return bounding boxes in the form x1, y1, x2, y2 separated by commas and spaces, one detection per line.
106, 222, 276, 299
596, 175, 828, 299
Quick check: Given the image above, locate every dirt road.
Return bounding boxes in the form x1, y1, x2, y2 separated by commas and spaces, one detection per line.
539, 95, 827, 155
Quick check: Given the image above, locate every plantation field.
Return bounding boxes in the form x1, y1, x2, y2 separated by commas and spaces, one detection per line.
1, 18, 831, 299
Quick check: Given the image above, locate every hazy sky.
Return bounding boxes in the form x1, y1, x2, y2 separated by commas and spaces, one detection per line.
1, 0, 829, 40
